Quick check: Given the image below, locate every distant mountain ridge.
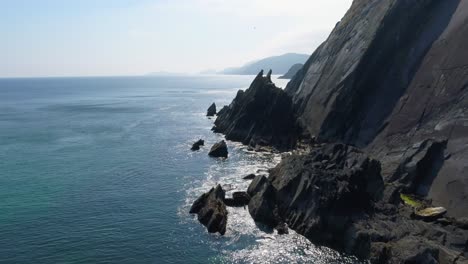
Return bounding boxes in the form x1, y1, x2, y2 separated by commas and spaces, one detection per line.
220, 53, 309, 75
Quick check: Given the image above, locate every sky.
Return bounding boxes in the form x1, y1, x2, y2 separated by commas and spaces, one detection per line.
0, 0, 353, 77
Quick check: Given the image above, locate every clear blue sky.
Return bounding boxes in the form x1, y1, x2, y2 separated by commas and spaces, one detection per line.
1, 0, 352, 77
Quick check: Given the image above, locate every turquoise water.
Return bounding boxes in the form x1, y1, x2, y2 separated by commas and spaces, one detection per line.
0, 76, 359, 263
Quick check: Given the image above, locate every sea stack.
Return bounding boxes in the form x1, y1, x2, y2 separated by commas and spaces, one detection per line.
207, 103, 216, 117
212, 70, 298, 151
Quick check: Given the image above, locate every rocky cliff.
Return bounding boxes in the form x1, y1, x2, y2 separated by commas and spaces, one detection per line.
213, 70, 299, 151
279, 63, 303, 79
284, 0, 467, 220
210, 0, 468, 262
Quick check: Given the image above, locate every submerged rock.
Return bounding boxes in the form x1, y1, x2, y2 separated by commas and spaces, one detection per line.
207, 103, 216, 117
208, 140, 228, 158
191, 139, 204, 151
189, 185, 228, 235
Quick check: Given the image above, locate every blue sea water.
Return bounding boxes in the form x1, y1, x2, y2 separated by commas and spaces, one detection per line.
0, 75, 361, 264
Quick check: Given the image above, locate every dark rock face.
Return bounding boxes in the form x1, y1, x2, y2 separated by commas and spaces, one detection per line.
286, 0, 460, 147
247, 175, 280, 228
279, 63, 303, 79
208, 140, 228, 158
207, 103, 216, 117
387, 139, 447, 198
189, 185, 228, 235
213, 70, 299, 151
191, 139, 205, 151
224, 192, 250, 207
268, 145, 383, 249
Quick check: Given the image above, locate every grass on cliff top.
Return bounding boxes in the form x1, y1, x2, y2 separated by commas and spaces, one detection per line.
400, 193, 424, 208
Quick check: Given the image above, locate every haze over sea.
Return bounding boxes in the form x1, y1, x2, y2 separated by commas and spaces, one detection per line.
0, 75, 360, 263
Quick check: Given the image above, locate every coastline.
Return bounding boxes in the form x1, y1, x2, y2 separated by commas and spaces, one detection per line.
190, 65, 468, 263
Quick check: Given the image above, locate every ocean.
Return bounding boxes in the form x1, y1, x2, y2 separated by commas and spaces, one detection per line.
0, 75, 360, 264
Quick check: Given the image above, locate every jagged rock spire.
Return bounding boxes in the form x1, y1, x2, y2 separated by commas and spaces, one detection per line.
266, 69, 272, 82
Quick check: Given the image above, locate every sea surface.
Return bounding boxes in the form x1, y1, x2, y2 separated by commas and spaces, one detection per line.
0, 75, 361, 263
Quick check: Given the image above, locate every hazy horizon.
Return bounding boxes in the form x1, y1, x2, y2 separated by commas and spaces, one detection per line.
1, 0, 352, 78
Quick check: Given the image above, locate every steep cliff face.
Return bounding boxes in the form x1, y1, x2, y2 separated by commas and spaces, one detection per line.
286, 0, 459, 147
286, 0, 467, 217
371, 0, 468, 218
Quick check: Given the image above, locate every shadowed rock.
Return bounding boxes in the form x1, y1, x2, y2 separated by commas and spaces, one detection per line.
213, 70, 299, 151
207, 103, 216, 117
191, 139, 204, 151
247, 175, 281, 229
224, 192, 251, 207
243, 174, 256, 180
190, 185, 228, 235
208, 140, 228, 158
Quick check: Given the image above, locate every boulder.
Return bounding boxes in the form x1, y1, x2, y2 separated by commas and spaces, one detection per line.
191, 139, 204, 151
208, 140, 228, 158
207, 103, 216, 117
189, 185, 228, 235
224, 192, 251, 207
414, 207, 447, 221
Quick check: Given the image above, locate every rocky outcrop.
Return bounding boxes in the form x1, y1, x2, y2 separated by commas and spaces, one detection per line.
279, 63, 303, 79
247, 143, 468, 262
213, 70, 299, 151
208, 140, 228, 158
247, 144, 383, 249
190, 185, 228, 235
207, 103, 216, 117
191, 139, 204, 151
